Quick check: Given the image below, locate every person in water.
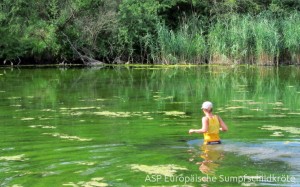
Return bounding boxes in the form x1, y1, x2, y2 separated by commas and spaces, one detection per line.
189, 101, 228, 145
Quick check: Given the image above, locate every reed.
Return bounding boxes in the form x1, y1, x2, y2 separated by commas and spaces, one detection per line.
156, 13, 299, 65
251, 15, 280, 65
156, 16, 206, 64
227, 15, 252, 64
208, 15, 252, 64
208, 20, 230, 64
282, 12, 300, 64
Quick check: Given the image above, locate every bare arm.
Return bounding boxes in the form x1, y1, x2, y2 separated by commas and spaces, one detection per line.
218, 116, 228, 131
189, 117, 209, 134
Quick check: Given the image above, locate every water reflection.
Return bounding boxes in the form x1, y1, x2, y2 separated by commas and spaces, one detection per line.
188, 140, 224, 175
198, 144, 224, 175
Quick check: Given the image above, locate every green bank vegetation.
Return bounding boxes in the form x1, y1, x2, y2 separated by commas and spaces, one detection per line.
1, 0, 300, 65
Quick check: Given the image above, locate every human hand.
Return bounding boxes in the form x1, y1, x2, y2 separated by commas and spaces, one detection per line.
189, 129, 194, 134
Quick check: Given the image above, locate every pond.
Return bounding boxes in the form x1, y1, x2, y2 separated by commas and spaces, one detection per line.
0, 65, 300, 187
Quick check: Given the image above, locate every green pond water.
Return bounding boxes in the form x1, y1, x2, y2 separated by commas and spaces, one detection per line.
0, 66, 300, 187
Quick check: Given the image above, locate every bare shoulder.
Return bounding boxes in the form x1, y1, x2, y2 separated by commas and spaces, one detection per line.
202, 116, 209, 121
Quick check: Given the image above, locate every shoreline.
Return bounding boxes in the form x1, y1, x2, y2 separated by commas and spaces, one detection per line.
0, 63, 300, 68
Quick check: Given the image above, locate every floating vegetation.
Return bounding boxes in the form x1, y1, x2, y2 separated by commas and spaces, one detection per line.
248, 102, 262, 105
29, 125, 56, 129
271, 132, 284, 137
261, 125, 300, 135
41, 109, 55, 112
94, 110, 188, 118
272, 108, 289, 111
268, 114, 286, 118
60, 107, 98, 110
236, 115, 254, 118
249, 109, 263, 111
0, 154, 27, 161
236, 90, 249, 93
7, 97, 21, 100
43, 133, 92, 142
163, 111, 188, 118
225, 106, 246, 110
130, 164, 187, 177
63, 177, 108, 187
76, 161, 96, 166
21, 118, 35, 121
96, 99, 106, 101
10, 104, 22, 107
268, 102, 283, 106
232, 100, 253, 102
11, 185, 23, 187
170, 101, 191, 104
241, 182, 257, 186
287, 113, 300, 115
39, 117, 54, 120
70, 112, 83, 116
59, 107, 102, 117
94, 111, 132, 118
79, 98, 107, 102
153, 95, 174, 101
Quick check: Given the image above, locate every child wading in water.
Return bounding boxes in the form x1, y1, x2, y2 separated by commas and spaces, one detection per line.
189, 101, 228, 145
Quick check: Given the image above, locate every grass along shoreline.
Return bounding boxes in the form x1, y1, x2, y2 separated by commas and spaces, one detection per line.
153, 13, 300, 65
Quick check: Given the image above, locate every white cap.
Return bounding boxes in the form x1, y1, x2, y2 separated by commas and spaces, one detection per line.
201, 101, 213, 110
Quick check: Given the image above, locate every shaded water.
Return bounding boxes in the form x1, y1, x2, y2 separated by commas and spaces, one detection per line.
0, 66, 300, 187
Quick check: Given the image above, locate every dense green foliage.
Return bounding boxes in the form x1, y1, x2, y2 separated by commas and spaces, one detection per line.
1, 0, 300, 65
